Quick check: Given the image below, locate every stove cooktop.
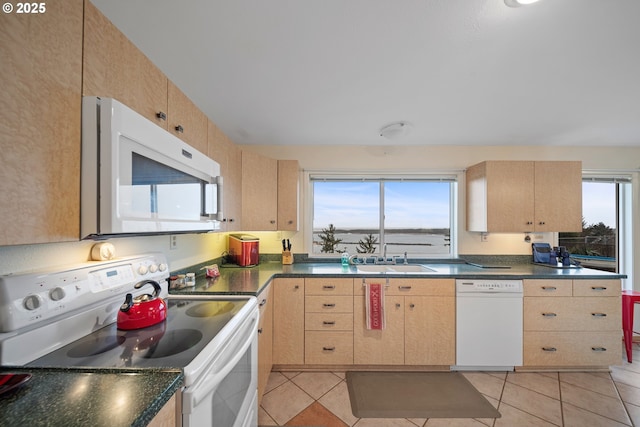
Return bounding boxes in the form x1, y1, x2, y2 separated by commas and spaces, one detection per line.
28, 298, 248, 369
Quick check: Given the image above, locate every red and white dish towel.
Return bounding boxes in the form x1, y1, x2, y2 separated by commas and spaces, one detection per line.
365, 283, 385, 330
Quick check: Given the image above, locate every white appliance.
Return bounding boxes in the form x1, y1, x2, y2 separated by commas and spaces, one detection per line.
455, 279, 523, 371
0, 254, 258, 427
81, 96, 223, 239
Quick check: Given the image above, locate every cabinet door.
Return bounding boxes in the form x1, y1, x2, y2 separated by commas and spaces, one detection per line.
466, 161, 535, 232
167, 80, 208, 153
208, 122, 242, 230
277, 160, 299, 231
257, 285, 273, 404
83, 1, 168, 127
534, 161, 582, 232
0, 0, 83, 245
241, 150, 278, 230
405, 296, 456, 365
272, 278, 304, 365
354, 295, 404, 365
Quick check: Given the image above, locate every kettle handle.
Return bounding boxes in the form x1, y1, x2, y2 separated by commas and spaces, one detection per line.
134, 279, 162, 298
120, 293, 134, 312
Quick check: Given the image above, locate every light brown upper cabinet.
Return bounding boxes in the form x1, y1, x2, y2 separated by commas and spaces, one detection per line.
277, 160, 300, 231
466, 161, 582, 232
84, 2, 207, 153
241, 150, 278, 231
208, 121, 242, 230
83, 0, 168, 128
167, 81, 208, 154
0, 0, 83, 245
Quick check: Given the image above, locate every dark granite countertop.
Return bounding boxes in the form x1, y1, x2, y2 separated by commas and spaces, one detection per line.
170, 259, 627, 297
0, 367, 183, 427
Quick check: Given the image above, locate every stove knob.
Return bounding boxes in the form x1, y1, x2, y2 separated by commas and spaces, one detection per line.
49, 287, 66, 301
158, 263, 167, 272
149, 264, 158, 273
138, 265, 149, 275
23, 294, 43, 311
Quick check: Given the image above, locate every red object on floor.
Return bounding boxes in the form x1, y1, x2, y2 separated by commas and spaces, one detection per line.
622, 290, 640, 363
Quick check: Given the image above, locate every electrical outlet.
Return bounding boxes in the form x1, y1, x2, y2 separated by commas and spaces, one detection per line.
481, 232, 489, 242
170, 235, 178, 250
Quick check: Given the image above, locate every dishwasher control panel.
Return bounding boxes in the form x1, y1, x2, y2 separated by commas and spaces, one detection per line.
456, 279, 523, 293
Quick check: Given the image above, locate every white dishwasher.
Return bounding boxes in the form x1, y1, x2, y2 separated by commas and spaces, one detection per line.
455, 279, 523, 371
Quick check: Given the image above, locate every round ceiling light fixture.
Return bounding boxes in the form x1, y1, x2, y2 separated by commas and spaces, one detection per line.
504, 0, 540, 7
379, 122, 412, 140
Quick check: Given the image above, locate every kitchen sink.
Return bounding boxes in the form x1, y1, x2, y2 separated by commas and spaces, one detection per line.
356, 264, 435, 273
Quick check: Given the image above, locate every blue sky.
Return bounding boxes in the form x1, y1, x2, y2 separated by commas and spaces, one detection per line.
313, 181, 450, 229
314, 181, 617, 230
582, 182, 616, 227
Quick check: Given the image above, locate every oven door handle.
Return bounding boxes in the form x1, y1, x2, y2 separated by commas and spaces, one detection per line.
183, 315, 257, 411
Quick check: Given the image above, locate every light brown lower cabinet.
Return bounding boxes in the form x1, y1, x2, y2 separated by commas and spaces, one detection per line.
147, 394, 177, 427
353, 278, 455, 366
272, 278, 305, 365
257, 284, 273, 403
304, 278, 354, 365
523, 279, 621, 367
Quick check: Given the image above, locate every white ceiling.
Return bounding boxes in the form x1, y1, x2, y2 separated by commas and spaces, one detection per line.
91, 0, 640, 147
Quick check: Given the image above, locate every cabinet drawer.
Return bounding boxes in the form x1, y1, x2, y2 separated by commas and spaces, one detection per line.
523, 279, 572, 297
306, 278, 354, 295
524, 297, 620, 331
573, 279, 620, 297
305, 331, 353, 365
306, 295, 353, 313
355, 278, 454, 296
523, 332, 622, 367
305, 313, 353, 331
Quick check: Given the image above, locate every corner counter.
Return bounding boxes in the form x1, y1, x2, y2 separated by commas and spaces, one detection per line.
0, 367, 183, 427
170, 260, 627, 297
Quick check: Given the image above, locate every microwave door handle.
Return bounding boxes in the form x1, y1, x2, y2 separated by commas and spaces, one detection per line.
182, 315, 257, 411
204, 176, 223, 220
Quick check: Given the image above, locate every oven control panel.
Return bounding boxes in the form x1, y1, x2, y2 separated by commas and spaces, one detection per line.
0, 253, 169, 332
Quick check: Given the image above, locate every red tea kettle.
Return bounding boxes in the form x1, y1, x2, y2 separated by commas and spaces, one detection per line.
117, 280, 167, 330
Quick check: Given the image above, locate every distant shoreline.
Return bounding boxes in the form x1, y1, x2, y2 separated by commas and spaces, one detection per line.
313, 228, 450, 235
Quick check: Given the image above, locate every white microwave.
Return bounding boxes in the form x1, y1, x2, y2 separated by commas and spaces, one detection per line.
81, 97, 223, 239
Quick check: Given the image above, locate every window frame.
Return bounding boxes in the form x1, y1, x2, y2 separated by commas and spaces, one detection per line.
304, 171, 459, 259
580, 172, 634, 290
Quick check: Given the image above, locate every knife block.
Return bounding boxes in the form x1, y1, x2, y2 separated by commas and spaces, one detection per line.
282, 250, 293, 265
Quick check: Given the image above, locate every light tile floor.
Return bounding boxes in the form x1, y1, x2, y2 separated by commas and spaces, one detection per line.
259, 342, 640, 426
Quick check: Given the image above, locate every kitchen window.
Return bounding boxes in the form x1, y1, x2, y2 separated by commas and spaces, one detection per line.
309, 175, 457, 258
559, 174, 634, 290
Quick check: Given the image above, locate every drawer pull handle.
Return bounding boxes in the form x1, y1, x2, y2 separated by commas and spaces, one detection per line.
409, 303, 415, 308
591, 287, 607, 291
542, 347, 557, 352
591, 313, 607, 317
258, 328, 263, 334
592, 347, 607, 352
175, 125, 184, 133
542, 313, 557, 317
322, 347, 335, 352
541, 286, 557, 291
323, 321, 336, 325
156, 111, 167, 120
323, 285, 336, 290
294, 285, 300, 289
323, 303, 336, 308
398, 286, 412, 290
259, 299, 267, 307
395, 303, 401, 308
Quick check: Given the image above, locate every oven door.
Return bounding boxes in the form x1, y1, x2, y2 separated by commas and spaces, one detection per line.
182, 304, 258, 427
